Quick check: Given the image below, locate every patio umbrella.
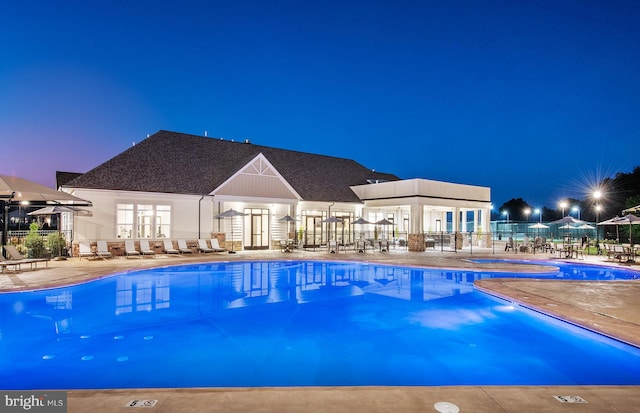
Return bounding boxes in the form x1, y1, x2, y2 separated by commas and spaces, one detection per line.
278, 215, 297, 240
550, 216, 584, 242
605, 214, 640, 244
375, 218, 394, 239
28, 205, 92, 217
528, 223, 549, 229
549, 216, 585, 225
321, 216, 343, 241
28, 205, 92, 257
213, 209, 248, 253
351, 217, 370, 239
598, 216, 622, 241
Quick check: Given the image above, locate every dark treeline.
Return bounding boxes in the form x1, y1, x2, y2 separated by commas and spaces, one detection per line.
496, 166, 640, 222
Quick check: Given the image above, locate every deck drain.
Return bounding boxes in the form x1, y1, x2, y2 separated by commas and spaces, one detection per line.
554, 395, 587, 403
126, 399, 158, 408
434, 401, 459, 413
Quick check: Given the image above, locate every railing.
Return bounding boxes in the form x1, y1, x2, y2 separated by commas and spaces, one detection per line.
1, 229, 73, 258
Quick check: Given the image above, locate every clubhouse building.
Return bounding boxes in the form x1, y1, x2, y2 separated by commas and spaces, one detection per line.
60, 130, 491, 252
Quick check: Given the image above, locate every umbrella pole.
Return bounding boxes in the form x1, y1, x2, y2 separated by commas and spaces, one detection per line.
229, 217, 236, 254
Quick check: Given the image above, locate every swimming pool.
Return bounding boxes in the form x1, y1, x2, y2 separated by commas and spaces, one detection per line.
1, 260, 639, 389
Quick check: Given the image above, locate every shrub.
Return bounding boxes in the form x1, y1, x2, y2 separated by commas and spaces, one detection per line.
24, 223, 45, 258
47, 232, 67, 257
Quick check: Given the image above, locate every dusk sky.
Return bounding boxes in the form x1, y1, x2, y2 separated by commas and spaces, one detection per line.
1, 0, 639, 209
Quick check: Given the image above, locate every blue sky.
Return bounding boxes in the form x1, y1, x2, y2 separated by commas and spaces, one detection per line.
1, 0, 639, 209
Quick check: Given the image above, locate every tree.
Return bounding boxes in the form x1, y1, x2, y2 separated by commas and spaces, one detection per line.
496, 198, 532, 222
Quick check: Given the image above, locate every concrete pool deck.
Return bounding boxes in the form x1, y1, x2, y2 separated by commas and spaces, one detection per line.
1, 247, 639, 412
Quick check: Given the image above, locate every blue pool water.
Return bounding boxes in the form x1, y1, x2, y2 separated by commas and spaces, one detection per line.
1, 260, 639, 389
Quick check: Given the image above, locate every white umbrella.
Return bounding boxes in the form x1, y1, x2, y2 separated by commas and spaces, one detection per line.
213, 209, 248, 253
578, 224, 595, 230
529, 223, 549, 229
550, 216, 584, 225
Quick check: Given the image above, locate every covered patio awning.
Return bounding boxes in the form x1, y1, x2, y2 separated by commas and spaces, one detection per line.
1, 175, 92, 252
0, 175, 92, 205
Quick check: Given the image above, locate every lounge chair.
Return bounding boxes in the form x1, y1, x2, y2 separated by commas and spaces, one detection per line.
3, 245, 50, 269
95, 241, 113, 259
177, 240, 193, 254
138, 239, 156, 256
0, 253, 23, 273
197, 239, 215, 253
210, 238, 226, 252
78, 241, 96, 260
163, 240, 179, 254
124, 240, 141, 258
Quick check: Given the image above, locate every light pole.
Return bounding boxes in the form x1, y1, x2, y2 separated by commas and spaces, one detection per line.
594, 190, 602, 248
560, 201, 568, 218
572, 206, 580, 220
524, 208, 531, 236
535, 208, 542, 223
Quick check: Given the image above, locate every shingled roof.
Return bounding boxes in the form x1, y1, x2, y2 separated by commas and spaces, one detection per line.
63, 130, 400, 203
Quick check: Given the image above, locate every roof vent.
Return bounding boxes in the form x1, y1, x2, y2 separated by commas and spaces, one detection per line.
244, 139, 251, 144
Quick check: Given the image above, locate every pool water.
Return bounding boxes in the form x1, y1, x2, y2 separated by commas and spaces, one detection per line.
1, 260, 639, 389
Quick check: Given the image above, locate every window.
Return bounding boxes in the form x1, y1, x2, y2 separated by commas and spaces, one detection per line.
137, 204, 153, 238
117, 203, 171, 239
117, 204, 134, 239
156, 205, 171, 238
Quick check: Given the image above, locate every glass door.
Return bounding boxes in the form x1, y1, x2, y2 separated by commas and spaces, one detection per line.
244, 208, 270, 250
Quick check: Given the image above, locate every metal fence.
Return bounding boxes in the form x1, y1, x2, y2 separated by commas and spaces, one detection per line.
1, 229, 73, 258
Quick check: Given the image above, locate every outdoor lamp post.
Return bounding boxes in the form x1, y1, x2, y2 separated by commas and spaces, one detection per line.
593, 190, 602, 244
560, 201, 568, 217
535, 208, 541, 222
572, 206, 580, 220
524, 208, 531, 236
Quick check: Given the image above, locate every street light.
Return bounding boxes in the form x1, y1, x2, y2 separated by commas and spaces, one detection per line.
524, 208, 531, 236
594, 190, 602, 245
559, 201, 568, 217
534, 208, 542, 222
572, 206, 580, 220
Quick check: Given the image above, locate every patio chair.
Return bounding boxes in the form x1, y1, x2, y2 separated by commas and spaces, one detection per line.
328, 240, 338, 253
78, 241, 96, 260
210, 238, 227, 252
177, 239, 193, 254
279, 240, 289, 252
3, 245, 50, 269
138, 239, 156, 256
379, 239, 389, 252
356, 240, 366, 253
504, 237, 515, 252
197, 239, 215, 253
163, 240, 179, 254
95, 241, 113, 259
124, 239, 141, 258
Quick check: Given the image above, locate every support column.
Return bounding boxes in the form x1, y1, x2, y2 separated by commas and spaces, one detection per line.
408, 204, 425, 252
